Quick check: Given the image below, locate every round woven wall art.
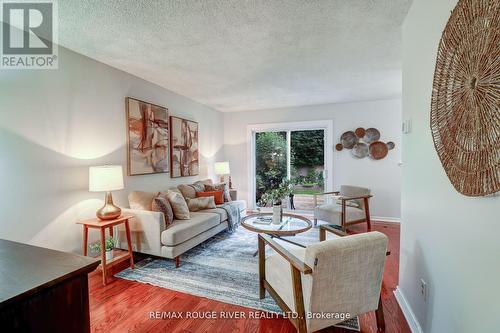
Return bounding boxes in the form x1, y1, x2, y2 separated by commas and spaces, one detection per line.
430, 0, 499, 197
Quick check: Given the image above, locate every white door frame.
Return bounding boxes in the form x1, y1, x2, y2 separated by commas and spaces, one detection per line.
246, 120, 334, 210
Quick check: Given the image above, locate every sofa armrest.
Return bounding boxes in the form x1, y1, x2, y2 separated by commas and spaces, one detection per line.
115, 208, 166, 256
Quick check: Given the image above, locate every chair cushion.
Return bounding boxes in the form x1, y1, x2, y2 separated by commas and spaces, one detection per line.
265, 244, 307, 311
161, 212, 220, 246
314, 203, 365, 225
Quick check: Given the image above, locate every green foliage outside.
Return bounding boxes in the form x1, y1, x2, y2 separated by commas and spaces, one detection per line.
255, 130, 325, 205
290, 130, 324, 168
255, 132, 287, 203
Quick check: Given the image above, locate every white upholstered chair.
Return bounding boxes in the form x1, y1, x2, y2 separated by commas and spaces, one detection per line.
313, 185, 372, 231
258, 227, 388, 333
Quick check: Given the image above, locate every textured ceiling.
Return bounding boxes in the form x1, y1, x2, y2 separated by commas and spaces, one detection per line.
57, 0, 412, 112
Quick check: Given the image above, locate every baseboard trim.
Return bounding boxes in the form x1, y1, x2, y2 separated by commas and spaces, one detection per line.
372, 216, 401, 223
394, 286, 423, 333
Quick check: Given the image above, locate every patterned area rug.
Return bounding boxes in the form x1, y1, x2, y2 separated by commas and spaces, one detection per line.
116, 226, 360, 331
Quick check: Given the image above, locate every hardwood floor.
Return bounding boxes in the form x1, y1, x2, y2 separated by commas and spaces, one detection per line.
88, 221, 410, 333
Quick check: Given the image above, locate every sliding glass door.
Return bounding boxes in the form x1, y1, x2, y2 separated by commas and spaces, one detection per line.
254, 128, 326, 212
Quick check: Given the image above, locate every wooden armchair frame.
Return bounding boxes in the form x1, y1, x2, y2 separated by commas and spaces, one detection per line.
313, 191, 373, 231
258, 234, 311, 333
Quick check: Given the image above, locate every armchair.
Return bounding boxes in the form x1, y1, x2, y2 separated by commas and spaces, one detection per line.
313, 185, 372, 231
258, 229, 388, 333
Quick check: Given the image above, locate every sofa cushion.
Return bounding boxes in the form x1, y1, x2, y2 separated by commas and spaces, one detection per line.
205, 183, 232, 202
186, 196, 216, 212
161, 212, 220, 246
177, 184, 197, 199
152, 194, 174, 226
128, 191, 157, 211
201, 207, 228, 222
166, 190, 190, 220
197, 190, 224, 204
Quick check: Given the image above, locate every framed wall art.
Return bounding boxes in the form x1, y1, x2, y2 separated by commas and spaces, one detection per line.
126, 97, 169, 176
169, 116, 199, 178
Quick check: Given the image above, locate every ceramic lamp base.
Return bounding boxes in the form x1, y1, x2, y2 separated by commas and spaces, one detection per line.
96, 192, 121, 221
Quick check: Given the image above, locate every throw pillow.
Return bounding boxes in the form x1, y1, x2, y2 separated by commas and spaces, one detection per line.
191, 181, 206, 193
196, 190, 224, 205
152, 193, 174, 226
177, 184, 197, 199
166, 190, 190, 219
205, 183, 232, 202
186, 196, 216, 212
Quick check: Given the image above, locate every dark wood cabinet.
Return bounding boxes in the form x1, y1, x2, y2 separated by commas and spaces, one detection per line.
0, 239, 99, 333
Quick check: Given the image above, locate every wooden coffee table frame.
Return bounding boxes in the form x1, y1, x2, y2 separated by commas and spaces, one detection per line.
77, 214, 135, 285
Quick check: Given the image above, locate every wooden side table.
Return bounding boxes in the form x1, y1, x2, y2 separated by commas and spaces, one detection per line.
77, 214, 134, 285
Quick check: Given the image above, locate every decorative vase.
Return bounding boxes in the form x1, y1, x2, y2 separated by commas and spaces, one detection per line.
272, 201, 283, 224
105, 250, 113, 261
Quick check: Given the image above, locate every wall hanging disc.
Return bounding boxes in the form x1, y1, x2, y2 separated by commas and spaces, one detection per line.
355, 127, 365, 138
369, 141, 388, 160
340, 131, 358, 149
352, 142, 369, 158
430, 0, 499, 196
363, 128, 380, 144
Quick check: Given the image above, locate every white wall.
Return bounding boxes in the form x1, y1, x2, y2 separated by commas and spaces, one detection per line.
0, 46, 224, 254
400, 1, 500, 332
224, 99, 402, 220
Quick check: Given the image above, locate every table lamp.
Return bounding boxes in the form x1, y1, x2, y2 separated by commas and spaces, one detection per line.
89, 165, 124, 221
214, 161, 232, 188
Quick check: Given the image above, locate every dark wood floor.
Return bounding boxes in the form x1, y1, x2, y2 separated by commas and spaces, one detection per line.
88, 221, 410, 333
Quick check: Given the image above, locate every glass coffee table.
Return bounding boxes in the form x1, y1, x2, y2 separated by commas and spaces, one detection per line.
241, 212, 312, 256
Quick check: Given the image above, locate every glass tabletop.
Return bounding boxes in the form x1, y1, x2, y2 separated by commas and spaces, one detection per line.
241, 213, 312, 235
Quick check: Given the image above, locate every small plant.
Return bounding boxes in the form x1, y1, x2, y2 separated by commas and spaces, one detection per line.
259, 180, 293, 206
89, 237, 116, 254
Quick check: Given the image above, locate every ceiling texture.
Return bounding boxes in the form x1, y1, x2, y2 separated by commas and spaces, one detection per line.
58, 0, 412, 112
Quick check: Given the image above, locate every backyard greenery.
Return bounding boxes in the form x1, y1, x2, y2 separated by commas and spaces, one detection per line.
255, 130, 325, 206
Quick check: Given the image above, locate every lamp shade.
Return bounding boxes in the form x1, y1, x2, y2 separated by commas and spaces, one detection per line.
89, 165, 124, 192
214, 162, 230, 175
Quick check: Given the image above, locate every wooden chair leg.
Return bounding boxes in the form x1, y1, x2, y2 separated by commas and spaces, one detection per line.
258, 236, 266, 299
364, 197, 372, 231
375, 295, 386, 332
319, 227, 326, 241
175, 256, 180, 268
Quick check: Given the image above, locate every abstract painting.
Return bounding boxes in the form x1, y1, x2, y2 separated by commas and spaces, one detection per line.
126, 97, 169, 176
170, 116, 199, 177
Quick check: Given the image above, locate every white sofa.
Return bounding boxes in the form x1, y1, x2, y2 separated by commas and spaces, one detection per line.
116, 180, 246, 266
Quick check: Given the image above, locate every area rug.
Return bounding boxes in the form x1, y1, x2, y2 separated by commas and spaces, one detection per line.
116, 226, 360, 331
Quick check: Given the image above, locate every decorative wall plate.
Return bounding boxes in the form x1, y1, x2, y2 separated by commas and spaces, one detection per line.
335, 143, 343, 151
430, 0, 499, 196
340, 131, 358, 149
355, 127, 365, 138
369, 141, 388, 160
363, 128, 380, 144
386, 141, 395, 150
352, 143, 369, 158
